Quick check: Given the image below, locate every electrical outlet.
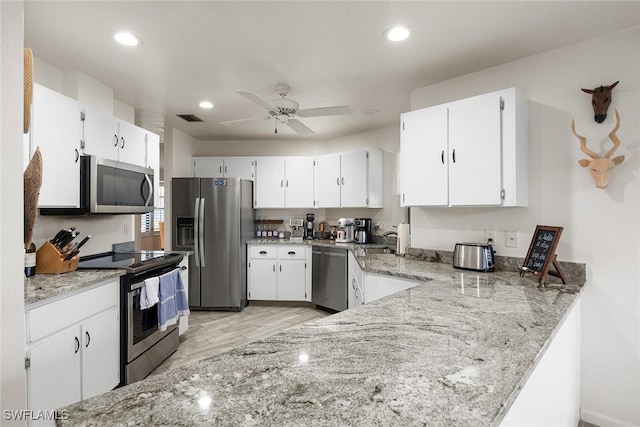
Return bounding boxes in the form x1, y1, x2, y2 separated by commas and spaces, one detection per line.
506, 230, 519, 248
485, 230, 496, 243
123, 223, 131, 236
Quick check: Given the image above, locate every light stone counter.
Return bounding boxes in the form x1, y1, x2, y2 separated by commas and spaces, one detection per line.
58, 254, 583, 426
24, 270, 125, 308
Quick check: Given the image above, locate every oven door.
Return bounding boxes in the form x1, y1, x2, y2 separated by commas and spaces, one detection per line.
89, 156, 154, 214
127, 282, 173, 362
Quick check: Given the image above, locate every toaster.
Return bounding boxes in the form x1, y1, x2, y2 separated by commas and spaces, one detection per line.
452, 243, 496, 272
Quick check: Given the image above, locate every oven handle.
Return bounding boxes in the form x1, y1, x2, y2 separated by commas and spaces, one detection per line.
194, 198, 200, 267
130, 282, 144, 292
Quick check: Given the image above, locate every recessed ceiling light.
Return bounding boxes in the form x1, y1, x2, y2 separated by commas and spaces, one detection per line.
114, 32, 140, 47
199, 101, 214, 109
384, 26, 411, 42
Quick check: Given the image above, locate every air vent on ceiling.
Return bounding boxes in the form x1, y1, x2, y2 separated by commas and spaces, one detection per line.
176, 114, 203, 122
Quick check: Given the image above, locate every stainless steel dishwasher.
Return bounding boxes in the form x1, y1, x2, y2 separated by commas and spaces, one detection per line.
312, 246, 348, 312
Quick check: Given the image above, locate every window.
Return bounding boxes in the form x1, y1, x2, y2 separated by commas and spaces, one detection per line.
141, 182, 164, 233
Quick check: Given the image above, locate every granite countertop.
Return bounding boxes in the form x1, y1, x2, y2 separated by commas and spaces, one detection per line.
24, 269, 126, 308
58, 254, 584, 426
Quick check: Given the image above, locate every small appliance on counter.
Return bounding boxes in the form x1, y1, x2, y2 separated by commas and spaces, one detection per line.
452, 242, 496, 272
289, 218, 305, 240
305, 213, 315, 240
354, 218, 373, 244
317, 221, 329, 240
336, 218, 355, 243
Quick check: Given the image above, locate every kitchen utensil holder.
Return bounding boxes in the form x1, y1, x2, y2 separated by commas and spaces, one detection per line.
35, 241, 79, 274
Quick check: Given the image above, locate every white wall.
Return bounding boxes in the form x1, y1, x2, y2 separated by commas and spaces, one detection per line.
164, 127, 198, 250
1, 0, 27, 422
409, 26, 639, 426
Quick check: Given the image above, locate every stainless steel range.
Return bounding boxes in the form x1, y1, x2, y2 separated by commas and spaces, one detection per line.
78, 251, 185, 385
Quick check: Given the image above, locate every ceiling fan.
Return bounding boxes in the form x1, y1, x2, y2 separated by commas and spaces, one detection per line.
219, 84, 352, 137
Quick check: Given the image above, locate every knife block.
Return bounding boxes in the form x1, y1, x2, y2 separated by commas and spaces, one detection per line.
35, 241, 78, 274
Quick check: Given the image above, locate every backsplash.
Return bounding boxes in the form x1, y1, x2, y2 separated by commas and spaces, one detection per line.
406, 247, 586, 284
33, 215, 136, 256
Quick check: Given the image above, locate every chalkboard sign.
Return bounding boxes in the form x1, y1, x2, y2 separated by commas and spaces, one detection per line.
520, 225, 567, 285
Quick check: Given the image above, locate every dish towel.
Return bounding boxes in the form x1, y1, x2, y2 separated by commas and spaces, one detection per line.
140, 277, 160, 310
158, 268, 190, 331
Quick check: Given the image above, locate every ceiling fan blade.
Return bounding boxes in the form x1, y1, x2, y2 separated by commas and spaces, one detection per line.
297, 106, 353, 118
237, 90, 279, 113
219, 116, 269, 125
287, 119, 315, 137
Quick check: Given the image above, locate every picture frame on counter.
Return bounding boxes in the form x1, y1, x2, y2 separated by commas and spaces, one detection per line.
520, 225, 567, 286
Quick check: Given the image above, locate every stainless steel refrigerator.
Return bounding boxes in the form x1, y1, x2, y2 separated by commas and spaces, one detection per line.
171, 178, 254, 310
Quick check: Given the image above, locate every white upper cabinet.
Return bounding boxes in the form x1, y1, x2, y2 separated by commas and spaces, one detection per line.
117, 120, 147, 167
314, 149, 383, 208
82, 107, 119, 160
283, 157, 314, 208
255, 157, 286, 208
400, 106, 449, 206
30, 84, 83, 208
400, 87, 527, 207
254, 157, 314, 208
192, 157, 255, 180
314, 154, 341, 208
83, 107, 148, 168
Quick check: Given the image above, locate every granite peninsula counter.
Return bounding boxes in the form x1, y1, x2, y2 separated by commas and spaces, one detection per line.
57, 252, 584, 426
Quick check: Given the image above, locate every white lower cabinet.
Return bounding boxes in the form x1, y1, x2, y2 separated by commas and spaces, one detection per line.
25, 280, 120, 423
247, 245, 311, 302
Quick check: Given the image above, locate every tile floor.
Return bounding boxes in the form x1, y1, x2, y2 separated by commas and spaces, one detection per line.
150, 303, 329, 376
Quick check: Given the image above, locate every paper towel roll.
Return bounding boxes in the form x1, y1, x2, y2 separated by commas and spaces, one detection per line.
397, 223, 410, 255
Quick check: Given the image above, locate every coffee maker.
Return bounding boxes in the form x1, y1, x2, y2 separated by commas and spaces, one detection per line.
305, 213, 315, 240
354, 218, 373, 243
336, 218, 355, 243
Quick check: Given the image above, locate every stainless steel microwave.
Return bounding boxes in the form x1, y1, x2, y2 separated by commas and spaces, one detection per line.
40, 155, 154, 215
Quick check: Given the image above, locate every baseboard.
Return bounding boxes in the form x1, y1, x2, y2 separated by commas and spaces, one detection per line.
581, 408, 637, 427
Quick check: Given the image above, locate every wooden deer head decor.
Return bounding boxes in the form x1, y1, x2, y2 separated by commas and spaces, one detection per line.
571, 109, 624, 189
581, 80, 619, 123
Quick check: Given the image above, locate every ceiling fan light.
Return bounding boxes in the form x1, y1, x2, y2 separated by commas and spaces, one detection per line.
114, 32, 140, 47
199, 101, 214, 109
385, 26, 411, 42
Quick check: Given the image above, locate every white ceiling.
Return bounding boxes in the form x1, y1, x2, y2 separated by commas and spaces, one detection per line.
24, 1, 640, 142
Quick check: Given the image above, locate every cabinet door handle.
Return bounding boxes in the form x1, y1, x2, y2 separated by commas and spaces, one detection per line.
259, 250, 267, 255
441, 150, 445, 165
286, 179, 289, 187
452, 149, 456, 163
336, 177, 340, 186
224, 166, 228, 174
121, 137, 125, 149
341, 177, 345, 185
272, 264, 276, 272
287, 251, 296, 255
219, 166, 222, 173
85, 331, 91, 348
74, 148, 80, 163
279, 265, 282, 272
113, 134, 118, 146
74, 336, 80, 354
280, 180, 284, 187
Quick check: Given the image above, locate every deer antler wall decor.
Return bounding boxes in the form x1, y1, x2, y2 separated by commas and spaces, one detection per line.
581, 80, 619, 123
570, 109, 624, 189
